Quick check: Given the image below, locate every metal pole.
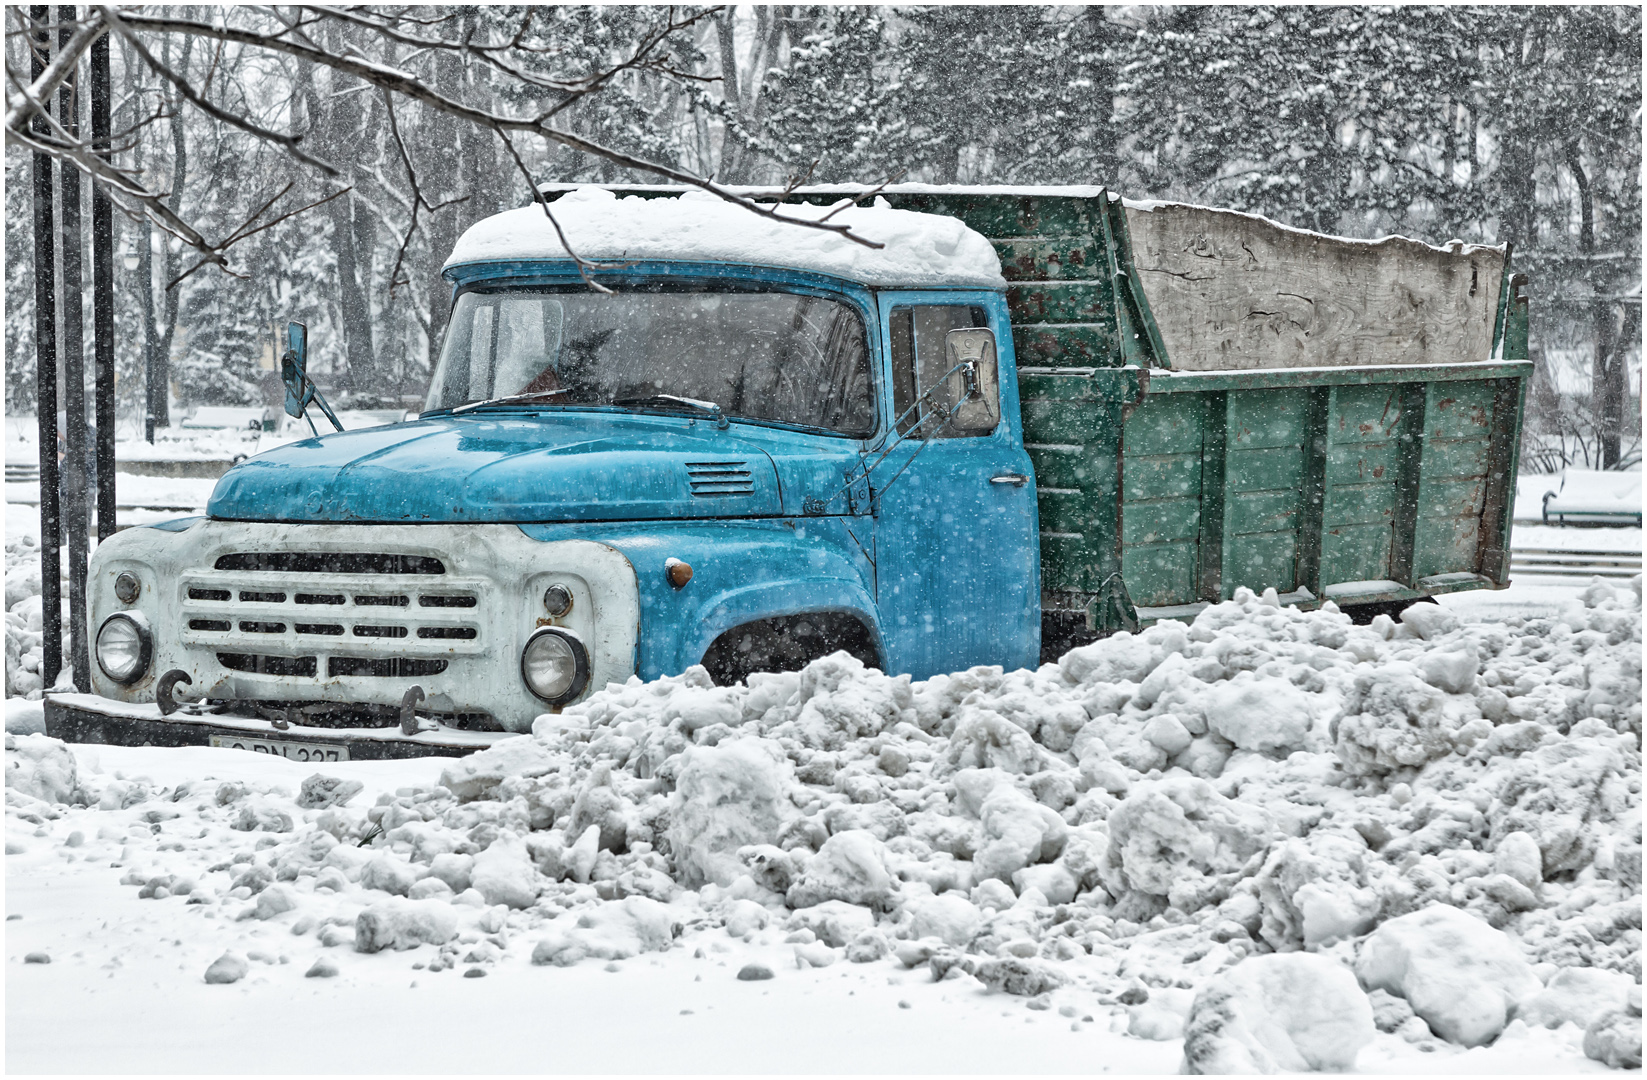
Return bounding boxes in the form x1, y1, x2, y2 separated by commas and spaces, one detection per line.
59, 6, 92, 691
29, 5, 62, 689
142, 224, 157, 443
92, 29, 115, 542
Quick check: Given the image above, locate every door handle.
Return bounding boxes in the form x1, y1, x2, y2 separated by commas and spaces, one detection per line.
990, 473, 1030, 487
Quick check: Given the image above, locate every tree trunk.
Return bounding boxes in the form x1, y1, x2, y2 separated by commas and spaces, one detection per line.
716, 11, 743, 182
1563, 142, 1623, 468
419, 41, 463, 378
154, 35, 190, 428
317, 30, 379, 396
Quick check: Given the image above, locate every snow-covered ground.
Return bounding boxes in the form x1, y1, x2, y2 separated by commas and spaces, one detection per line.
1515, 470, 1642, 524
8, 574, 1641, 1072
4, 411, 263, 466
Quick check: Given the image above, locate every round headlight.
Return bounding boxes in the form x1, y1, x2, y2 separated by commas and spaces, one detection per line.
543, 583, 573, 618
113, 571, 141, 604
96, 611, 152, 685
520, 626, 589, 705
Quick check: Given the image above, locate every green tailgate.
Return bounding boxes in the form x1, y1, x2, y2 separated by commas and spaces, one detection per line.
1122, 365, 1529, 617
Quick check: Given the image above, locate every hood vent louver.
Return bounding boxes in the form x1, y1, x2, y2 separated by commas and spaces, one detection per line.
686, 460, 754, 497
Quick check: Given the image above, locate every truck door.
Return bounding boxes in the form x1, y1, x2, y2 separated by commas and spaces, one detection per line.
873, 294, 1040, 677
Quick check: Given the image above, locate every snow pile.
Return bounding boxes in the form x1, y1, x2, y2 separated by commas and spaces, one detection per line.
1181, 952, 1374, 1073
5, 581, 1641, 1070
1356, 903, 1543, 1046
5, 731, 80, 803
4, 534, 68, 700
445, 186, 1007, 289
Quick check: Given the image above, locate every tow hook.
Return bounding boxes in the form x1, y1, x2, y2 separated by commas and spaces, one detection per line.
156, 669, 192, 717
400, 686, 425, 736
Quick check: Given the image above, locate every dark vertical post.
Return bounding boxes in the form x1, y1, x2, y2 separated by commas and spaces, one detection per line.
1196, 391, 1227, 603
1474, 377, 1525, 586
141, 223, 157, 443
29, 5, 62, 688
92, 29, 116, 541
1294, 386, 1331, 600
1388, 383, 1429, 588
59, 6, 92, 690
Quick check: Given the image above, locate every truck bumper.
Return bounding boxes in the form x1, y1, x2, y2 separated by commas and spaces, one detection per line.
43, 692, 510, 761
87, 521, 640, 733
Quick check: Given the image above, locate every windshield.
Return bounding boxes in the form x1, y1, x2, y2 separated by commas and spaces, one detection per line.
425, 285, 874, 436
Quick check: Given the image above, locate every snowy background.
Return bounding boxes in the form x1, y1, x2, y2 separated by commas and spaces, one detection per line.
4, 6, 1641, 468
5, 5, 1642, 1073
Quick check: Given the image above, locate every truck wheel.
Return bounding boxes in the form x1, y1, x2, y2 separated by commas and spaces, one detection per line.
1342, 596, 1437, 625
701, 613, 879, 688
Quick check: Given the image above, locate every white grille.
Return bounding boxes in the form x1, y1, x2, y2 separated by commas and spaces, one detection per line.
180, 570, 486, 679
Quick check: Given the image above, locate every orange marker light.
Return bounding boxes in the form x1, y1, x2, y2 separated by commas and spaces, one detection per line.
665, 558, 693, 589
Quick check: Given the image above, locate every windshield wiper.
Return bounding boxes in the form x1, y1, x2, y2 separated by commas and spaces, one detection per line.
611, 394, 729, 429
450, 388, 573, 414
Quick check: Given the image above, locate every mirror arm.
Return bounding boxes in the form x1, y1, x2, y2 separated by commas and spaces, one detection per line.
311, 387, 345, 434
807, 361, 974, 514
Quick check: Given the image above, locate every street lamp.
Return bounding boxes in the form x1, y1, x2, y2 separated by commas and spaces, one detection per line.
120, 238, 139, 273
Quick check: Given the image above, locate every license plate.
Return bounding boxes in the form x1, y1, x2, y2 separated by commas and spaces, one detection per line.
209, 735, 350, 762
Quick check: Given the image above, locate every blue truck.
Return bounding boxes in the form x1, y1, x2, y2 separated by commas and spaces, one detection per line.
50, 185, 1529, 758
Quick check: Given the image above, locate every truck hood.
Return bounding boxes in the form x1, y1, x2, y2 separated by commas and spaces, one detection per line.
207, 413, 790, 523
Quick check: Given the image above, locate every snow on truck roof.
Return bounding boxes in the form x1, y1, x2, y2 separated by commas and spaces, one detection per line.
443, 186, 1007, 289
517, 182, 1509, 255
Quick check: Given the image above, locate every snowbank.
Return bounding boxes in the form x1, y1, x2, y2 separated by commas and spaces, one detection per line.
1181, 952, 1374, 1072
5, 580, 1640, 1070
4, 533, 67, 699
445, 186, 1007, 289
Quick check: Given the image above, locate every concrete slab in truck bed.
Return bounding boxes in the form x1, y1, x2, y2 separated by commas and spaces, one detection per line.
1123, 200, 1506, 371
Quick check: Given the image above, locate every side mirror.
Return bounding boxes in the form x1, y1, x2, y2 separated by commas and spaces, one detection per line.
280, 321, 311, 419
945, 327, 1000, 433
279, 321, 344, 434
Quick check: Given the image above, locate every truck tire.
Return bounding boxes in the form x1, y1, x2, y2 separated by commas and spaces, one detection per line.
701, 613, 879, 688
1341, 596, 1438, 625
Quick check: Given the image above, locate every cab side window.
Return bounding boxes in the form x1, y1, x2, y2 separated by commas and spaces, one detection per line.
889, 305, 995, 438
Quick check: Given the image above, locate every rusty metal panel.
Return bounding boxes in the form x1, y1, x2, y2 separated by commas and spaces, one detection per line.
1475, 378, 1525, 583
1411, 379, 1499, 580
1020, 368, 1136, 602
1008, 282, 1112, 324
1425, 379, 1499, 439
1012, 323, 1121, 368
995, 239, 1105, 282
882, 192, 1100, 237
1414, 514, 1484, 580
1123, 540, 1201, 607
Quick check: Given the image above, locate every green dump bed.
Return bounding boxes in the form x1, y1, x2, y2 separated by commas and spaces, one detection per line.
874, 187, 1530, 633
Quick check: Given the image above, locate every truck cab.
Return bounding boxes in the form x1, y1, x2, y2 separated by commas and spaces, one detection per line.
79, 188, 1040, 735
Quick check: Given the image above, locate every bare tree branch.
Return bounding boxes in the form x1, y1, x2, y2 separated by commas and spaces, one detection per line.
169, 184, 350, 288
104, 8, 886, 250
100, 5, 340, 177
3, 10, 106, 134
4, 57, 224, 264
378, 87, 466, 294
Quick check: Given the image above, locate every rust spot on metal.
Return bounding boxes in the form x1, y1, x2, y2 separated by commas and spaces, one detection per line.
1372, 465, 1385, 479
